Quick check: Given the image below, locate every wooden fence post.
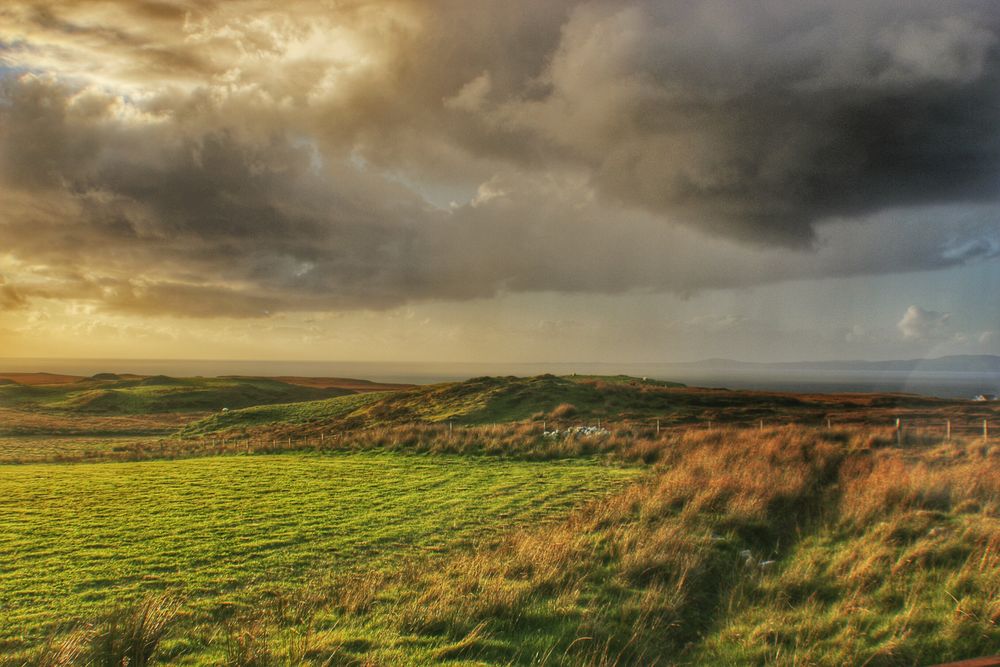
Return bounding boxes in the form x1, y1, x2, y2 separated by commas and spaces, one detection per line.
946, 419, 951, 441
656, 419, 660, 434
896, 418, 902, 446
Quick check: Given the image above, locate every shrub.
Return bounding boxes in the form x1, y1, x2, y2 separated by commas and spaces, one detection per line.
550, 403, 578, 419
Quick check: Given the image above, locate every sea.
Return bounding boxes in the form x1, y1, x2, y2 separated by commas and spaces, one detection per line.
1, 358, 998, 400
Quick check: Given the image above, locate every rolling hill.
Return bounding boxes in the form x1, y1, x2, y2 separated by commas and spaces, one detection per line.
180, 374, 687, 436
0, 374, 413, 435
0, 376, 348, 414
177, 372, 994, 441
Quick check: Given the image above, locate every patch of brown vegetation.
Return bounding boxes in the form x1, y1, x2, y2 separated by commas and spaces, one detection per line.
269, 376, 415, 392
0, 372, 84, 385
0, 408, 200, 438
550, 402, 578, 419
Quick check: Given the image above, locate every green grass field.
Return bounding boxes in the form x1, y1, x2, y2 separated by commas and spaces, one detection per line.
0, 451, 637, 657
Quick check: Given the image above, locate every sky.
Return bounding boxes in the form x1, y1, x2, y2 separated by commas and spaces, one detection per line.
0, 0, 998, 364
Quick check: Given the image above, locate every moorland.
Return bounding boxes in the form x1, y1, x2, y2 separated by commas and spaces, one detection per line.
0, 371, 997, 665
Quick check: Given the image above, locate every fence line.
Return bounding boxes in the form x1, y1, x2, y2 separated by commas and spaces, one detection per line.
174, 415, 997, 456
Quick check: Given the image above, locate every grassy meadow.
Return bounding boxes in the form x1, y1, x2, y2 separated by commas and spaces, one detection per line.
0, 451, 636, 663
0, 372, 997, 665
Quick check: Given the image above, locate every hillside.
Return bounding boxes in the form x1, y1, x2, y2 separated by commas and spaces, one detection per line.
0, 376, 346, 414
5, 371, 995, 440
0, 374, 411, 436
180, 374, 689, 436
0, 372, 88, 385
178, 373, 998, 440
179, 392, 391, 437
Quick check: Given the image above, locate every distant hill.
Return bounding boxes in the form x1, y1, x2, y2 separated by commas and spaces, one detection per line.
0, 372, 84, 385
237, 376, 415, 392
0, 373, 418, 436
0, 375, 360, 416
680, 354, 1000, 373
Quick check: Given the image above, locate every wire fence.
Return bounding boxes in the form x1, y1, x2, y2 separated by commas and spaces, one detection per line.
182, 415, 997, 453
4, 415, 995, 465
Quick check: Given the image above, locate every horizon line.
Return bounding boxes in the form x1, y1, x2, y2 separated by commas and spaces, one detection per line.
0, 354, 997, 367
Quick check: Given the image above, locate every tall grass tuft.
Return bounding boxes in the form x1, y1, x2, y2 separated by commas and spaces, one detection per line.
86, 595, 180, 667
33, 627, 95, 667
223, 611, 276, 667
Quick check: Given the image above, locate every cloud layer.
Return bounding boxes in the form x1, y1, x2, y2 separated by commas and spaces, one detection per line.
1, 0, 999, 317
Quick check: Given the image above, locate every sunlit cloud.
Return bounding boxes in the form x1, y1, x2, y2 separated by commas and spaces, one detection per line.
0, 0, 998, 362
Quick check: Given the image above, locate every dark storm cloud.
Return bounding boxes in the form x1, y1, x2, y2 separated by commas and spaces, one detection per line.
0, 0, 998, 316
410, 0, 1000, 243
0, 74, 503, 315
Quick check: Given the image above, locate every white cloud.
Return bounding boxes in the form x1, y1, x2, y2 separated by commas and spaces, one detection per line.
470, 176, 508, 207
897, 305, 951, 340
444, 72, 492, 112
